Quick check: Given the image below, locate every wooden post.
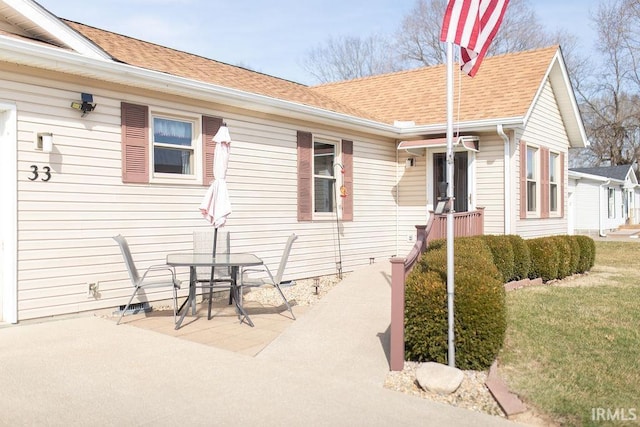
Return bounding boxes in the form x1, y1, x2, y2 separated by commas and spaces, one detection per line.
390, 257, 406, 371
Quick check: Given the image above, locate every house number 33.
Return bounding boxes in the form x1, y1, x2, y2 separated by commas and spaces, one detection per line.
28, 165, 52, 182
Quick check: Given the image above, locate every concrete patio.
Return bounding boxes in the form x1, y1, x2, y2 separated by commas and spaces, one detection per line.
0, 262, 522, 426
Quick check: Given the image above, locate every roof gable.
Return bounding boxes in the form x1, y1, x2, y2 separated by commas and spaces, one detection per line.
310, 47, 557, 126
0, 0, 109, 59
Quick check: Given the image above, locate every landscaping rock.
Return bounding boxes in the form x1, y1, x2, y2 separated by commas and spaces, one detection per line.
416, 362, 464, 394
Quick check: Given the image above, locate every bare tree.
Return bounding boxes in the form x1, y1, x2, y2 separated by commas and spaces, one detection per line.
300, 33, 404, 83
575, 0, 640, 167
395, 0, 561, 67
302, 0, 577, 83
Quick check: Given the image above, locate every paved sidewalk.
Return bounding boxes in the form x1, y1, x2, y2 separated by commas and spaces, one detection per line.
0, 262, 521, 427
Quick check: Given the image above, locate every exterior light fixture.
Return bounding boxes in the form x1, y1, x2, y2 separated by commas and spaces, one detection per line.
70, 92, 96, 117
36, 132, 53, 153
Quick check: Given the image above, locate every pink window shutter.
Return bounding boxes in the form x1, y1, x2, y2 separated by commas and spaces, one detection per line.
541, 147, 550, 219
297, 131, 313, 221
519, 141, 527, 219
121, 102, 149, 184
202, 116, 223, 186
560, 152, 565, 218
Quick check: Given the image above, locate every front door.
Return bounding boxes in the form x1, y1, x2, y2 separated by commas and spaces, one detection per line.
433, 152, 468, 212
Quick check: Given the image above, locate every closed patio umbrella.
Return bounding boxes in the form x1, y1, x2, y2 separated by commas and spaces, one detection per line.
199, 124, 232, 255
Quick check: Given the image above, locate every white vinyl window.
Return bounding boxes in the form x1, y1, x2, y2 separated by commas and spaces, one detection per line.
526, 146, 538, 213
313, 139, 338, 214
152, 116, 196, 177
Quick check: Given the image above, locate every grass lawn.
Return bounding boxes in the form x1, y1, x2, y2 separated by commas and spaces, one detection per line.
498, 240, 640, 426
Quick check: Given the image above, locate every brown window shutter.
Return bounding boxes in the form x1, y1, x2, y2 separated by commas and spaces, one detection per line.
519, 141, 527, 219
560, 152, 565, 218
297, 131, 313, 221
342, 139, 353, 221
202, 116, 223, 186
541, 147, 550, 219
121, 102, 149, 184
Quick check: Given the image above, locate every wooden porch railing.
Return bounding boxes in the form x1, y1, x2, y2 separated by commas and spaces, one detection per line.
389, 208, 485, 371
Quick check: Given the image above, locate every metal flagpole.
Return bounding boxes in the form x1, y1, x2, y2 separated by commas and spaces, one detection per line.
445, 41, 456, 368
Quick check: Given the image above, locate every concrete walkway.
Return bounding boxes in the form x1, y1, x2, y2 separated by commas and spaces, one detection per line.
0, 262, 521, 426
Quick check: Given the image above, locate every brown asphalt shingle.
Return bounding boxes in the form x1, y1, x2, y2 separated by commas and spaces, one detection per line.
64, 19, 557, 127
63, 20, 381, 122
310, 46, 558, 126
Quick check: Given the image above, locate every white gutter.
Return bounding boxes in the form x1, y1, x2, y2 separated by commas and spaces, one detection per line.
0, 35, 401, 137
398, 116, 523, 137
497, 124, 511, 234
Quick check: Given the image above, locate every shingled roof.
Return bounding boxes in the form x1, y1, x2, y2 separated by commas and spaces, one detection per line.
570, 165, 635, 181
310, 46, 558, 126
63, 20, 561, 129
63, 20, 381, 122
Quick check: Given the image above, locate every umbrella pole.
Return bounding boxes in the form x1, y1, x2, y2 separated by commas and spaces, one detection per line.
207, 228, 218, 319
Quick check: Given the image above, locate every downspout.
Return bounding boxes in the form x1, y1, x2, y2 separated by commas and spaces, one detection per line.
396, 141, 400, 256
599, 180, 610, 237
497, 125, 511, 234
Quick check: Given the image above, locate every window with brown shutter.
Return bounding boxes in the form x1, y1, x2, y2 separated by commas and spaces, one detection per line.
121, 102, 149, 184
297, 132, 354, 222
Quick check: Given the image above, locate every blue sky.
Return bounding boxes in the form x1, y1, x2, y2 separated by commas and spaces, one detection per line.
36, 0, 601, 84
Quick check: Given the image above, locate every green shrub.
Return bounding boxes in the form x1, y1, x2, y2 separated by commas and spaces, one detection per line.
423, 236, 502, 282
567, 236, 581, 274
527, 237, 560, 281
508, 234, 531, 280
404, 236, 506, 370
404, 270, 448, 362
551, 236, 572, 279
587, 237, 596, 269
481, 235, 515, 283
575, 235, 594, 273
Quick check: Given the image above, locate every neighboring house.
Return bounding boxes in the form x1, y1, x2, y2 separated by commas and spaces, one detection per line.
0, 0, 587, 323
568, 165, 640, 236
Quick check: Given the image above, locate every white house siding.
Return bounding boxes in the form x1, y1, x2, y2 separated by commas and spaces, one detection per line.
571, 178, 627, 235
1, 65, 399, 321
571, 179, 603, 234
517, 80, 570, 238
396, 149, 427, 256
475, 135, 505, 235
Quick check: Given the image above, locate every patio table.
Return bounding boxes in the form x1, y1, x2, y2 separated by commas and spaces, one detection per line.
167, 252, 263, 329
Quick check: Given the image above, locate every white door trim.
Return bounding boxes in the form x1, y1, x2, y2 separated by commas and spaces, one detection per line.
0, 102, 18, 323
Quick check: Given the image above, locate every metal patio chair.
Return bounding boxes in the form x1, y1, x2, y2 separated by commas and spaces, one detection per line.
241, 233, 298, 319
113, 234, 181, 325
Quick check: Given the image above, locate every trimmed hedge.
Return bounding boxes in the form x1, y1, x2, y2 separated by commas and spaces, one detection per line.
481, 235, 515, 283
404, 233, 595, 370
508, 234, 531, 280
551, 236, 572, 279
527, 237, 560, 281
405, 236, 506, 370
575, 235, 595, 273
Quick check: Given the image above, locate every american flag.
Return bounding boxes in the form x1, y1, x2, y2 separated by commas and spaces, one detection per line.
440, 0, 510, 77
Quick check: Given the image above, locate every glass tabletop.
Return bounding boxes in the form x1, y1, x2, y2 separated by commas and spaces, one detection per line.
166, 252, 263, 267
